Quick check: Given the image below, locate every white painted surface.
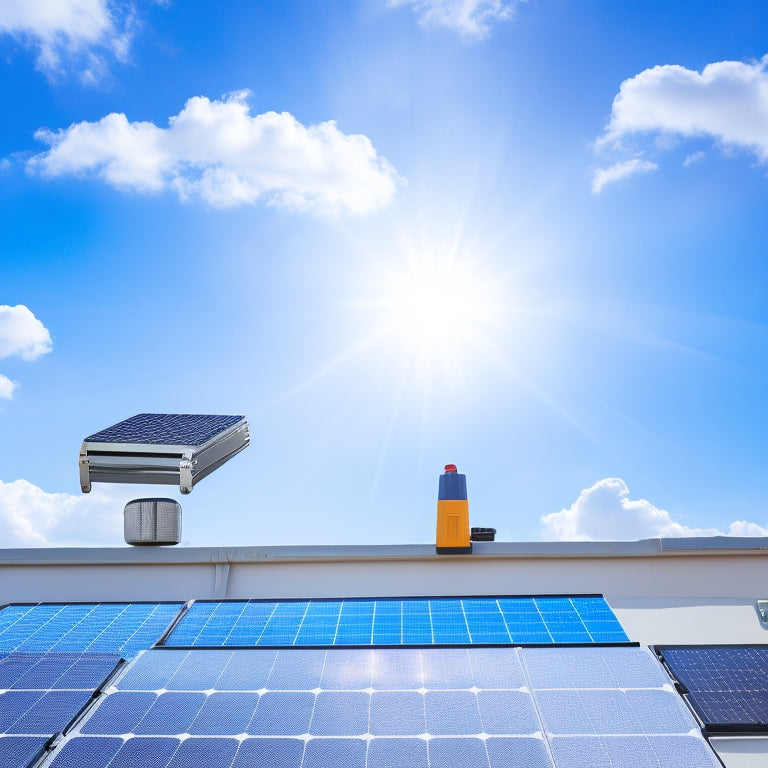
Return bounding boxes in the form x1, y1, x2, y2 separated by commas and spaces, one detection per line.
711, 738, 768, 768
613, 599, 768, 646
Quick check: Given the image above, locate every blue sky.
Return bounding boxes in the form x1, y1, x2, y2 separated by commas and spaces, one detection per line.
1, 0, 767, 547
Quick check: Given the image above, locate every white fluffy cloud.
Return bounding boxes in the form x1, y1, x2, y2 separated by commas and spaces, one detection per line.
591, 158, 657, 193
0, 305, 52, 400
593, 56, 768, 190
389, 0, 521, 39
0, 375, 18, 400
0, 305, 53, 361
28, 92, 402, 216
542, 478, 768, 541
0, 478, 125, 547
0, 0, 130, 80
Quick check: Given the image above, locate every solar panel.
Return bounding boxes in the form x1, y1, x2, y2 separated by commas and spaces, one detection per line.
0, 652, 122, 768
657, 645, 768, 733
0, 604, 183, 659
164, 596, 629, 647
522, 646, 722, 768
48, 645, 720, 768
79, 414, 250, 494
84, 414, 245, 446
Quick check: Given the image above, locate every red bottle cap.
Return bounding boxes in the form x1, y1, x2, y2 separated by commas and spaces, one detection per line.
444, 464, 458, 473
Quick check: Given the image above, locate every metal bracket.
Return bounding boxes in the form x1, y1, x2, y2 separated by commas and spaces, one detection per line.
78, 442, 91, 493
758, 600, 768, 624
213, 563, 231, 600
179, 450, 194, 495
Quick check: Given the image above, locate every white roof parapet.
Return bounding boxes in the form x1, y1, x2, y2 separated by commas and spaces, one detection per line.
2, 537, 768, 566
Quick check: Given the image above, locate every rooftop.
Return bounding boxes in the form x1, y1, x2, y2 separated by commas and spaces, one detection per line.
1, 535, 767, 767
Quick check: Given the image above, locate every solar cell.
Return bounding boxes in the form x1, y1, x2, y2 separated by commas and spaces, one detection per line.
50, 645, 721, 768
0, 603, 183, 659
657, 645, 768, 732
164, 596, 629, 647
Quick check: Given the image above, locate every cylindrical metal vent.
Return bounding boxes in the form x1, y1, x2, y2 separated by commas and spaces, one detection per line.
124, 498, 182, 546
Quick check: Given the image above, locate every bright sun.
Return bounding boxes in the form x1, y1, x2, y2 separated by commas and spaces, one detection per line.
367, 254, 503, 380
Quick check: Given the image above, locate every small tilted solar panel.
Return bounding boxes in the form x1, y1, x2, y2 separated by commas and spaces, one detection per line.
47, 646, 721, 768
162, 596, 629, 648
79, 413, 249, 494
0, 652, 121, 768
0, 604, 183, 659
656, 645, 768, 733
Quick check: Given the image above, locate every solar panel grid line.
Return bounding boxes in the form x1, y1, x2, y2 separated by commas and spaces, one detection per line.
531, 600, 556, 644
187, 601, 224, 647
329, 601, 347, 646
10, 605, 67, 653
238, 602, 278, 647
0, 606, 34, 638
368, 600, 376, 646
459, 600, 473, 644
492, 598, 513, 646
568, 597, 595, 643
69, 605, 124, 654
106, 605, 151, 653
219, 602, 249, 648
184, 603, 226, 641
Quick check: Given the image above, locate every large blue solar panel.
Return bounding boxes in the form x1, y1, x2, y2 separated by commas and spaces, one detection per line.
85, 413, 243, 446
658, 645, 768, 732
48, 646, 720, 768
164, 596, 629, 647
0, 603, 183, 659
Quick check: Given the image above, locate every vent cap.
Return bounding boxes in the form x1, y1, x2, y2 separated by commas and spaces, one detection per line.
124, 498, 181, 546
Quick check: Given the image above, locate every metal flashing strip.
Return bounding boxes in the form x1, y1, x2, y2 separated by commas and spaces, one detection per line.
162, 596, 629, 648
660, 536, 768, 551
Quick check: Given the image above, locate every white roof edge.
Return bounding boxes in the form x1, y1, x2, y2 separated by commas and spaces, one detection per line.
2, 536, 768, 566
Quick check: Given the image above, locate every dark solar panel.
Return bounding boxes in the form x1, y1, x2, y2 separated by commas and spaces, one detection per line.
658, 645, 768, 732
85, 413, 244, 446
0, 604, 183, 659
164, 596, 629, 647
47, 646, 720, 768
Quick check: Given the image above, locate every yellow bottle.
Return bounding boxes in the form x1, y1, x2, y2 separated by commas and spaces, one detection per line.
436, 464, 471, 554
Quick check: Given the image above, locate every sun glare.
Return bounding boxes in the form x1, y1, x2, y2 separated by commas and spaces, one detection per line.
369, 255, 503, 383
387, 262, 493, 344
